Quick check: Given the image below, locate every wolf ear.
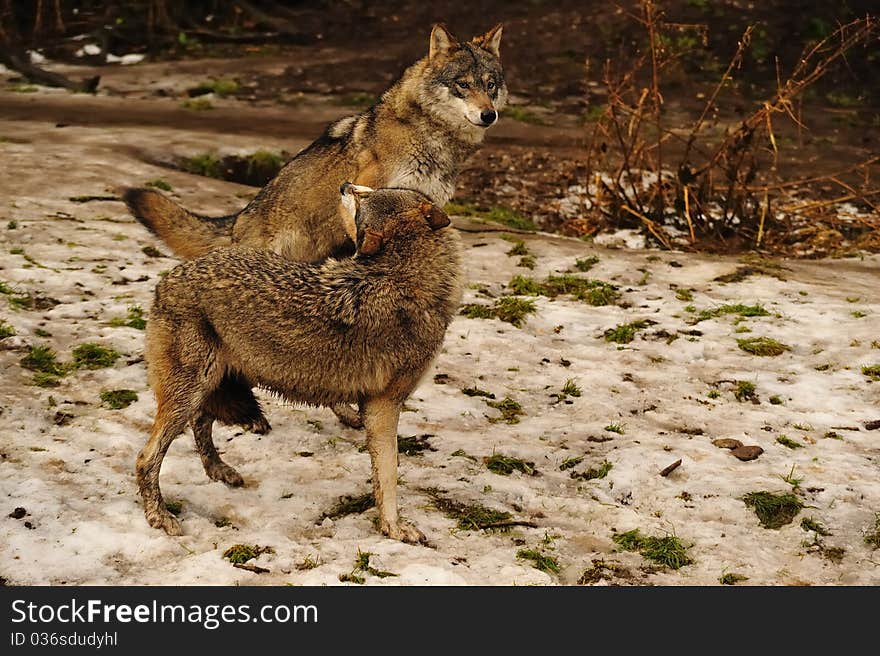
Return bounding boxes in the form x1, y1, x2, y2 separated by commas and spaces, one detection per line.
420, 202, 451, 230
429, 24, 458, 60
359, 228, 384, 256
473, 24, 503, 58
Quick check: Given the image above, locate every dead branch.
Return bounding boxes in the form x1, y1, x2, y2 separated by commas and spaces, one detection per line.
0, 48, 99, 92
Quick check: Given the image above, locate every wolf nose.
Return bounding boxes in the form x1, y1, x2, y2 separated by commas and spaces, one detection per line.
480, 109, 498, 125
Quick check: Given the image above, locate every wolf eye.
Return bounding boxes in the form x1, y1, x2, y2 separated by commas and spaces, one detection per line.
455, 80, 470, 90
487, 80, 496, 91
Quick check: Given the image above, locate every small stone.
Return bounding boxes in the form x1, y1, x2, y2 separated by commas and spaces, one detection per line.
9, 507, 26, 519
713, 438, 743, 450
731, 445, 763, 461
864, 420, 880, 431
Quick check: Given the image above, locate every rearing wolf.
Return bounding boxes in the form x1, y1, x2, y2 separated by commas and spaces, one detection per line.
126, 23, 505, 262
125, 23, 506, 429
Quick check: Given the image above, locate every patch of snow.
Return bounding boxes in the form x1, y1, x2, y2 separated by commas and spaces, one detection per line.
106, 53, 146, 66
75, 44, 102, 58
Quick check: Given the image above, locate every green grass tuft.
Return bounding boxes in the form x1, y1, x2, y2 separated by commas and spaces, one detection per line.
508, 275, 545, 296
444, 202, 536, 231
485, 397, 525, 424
339, 549, 397, 583
560, 378, 582, 398
693, 303, 769, 323
603, 320, 653, 344
675, 288, 694, 302
604, 422, 625, 434
861, 365, 880, 381
181, 153, 223, 178
462, 386, 495, 398
21, 345, 66, 376
145, 179, 173, 191
460, 303, 495, 320
801, 517, 831, 536
743, 491, 803, 529
71, 343, 120, 369
485, 453, 536, 476
737, 336, 790, 356
223, 544, 272, 564
570, 460, 613, 481
430, 494, 513, 531
245, 149, 285, 178
181, 98, 214, 111
734, 380, 756, 402
0, 320, 15, 339
776, 435, 803, 449
109, 305, 146, 330
516, 548, 561, 573
559, 456, 584, 471
769, 395, 784, 405
100, 389, 138, 410
612, 529, 692, 569
461, 297, 537, 328
505, 239, 529, 256
719, 572, 749, 585
164, 501, 182, 516
574, 255, 599, 272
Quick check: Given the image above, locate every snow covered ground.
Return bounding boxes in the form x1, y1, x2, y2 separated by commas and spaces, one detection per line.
1, 95, 879, 586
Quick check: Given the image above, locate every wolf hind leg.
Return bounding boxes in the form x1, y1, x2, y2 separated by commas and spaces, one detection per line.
192, 411, 244, 487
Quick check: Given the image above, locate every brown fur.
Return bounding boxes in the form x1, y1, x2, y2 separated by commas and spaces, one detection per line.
137, 188, 462, 542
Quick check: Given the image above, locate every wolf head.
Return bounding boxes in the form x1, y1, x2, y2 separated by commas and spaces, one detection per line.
339, 183, 450, 256
416, 24, 508, 133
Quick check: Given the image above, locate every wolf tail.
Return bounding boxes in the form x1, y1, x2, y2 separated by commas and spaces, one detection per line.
123, 188, 235, 259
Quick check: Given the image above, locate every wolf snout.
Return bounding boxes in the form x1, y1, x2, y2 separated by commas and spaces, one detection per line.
479, 109, 498, 126
340, 182, 353, 195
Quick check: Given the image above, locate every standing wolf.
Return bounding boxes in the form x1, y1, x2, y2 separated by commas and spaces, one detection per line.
138, 185, 461, 542
125, 22, 505, 430
124, 23, 505, 262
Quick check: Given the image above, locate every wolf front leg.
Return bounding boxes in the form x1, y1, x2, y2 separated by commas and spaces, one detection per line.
364, 396, 425, 544
136, 404, 190, 536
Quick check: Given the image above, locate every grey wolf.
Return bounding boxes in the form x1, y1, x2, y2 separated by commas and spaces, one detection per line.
124, 23, 505, 262
136, 185, 462, 543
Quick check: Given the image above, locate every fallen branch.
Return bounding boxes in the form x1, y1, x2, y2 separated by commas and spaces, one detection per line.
659, 459, 682, 477
233, 562, 270, 574
479, 519, 539, 530
0, 48, 99, 93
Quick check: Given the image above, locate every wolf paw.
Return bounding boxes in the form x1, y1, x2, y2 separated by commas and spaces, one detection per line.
380, 518, 426, 545
206, 462, 244, 487
246, 416, 272, 435
146, 508, 182, 536
332, 403, 364, 429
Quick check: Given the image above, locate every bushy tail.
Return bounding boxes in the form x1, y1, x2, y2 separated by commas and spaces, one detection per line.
123, 188, 235, 259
